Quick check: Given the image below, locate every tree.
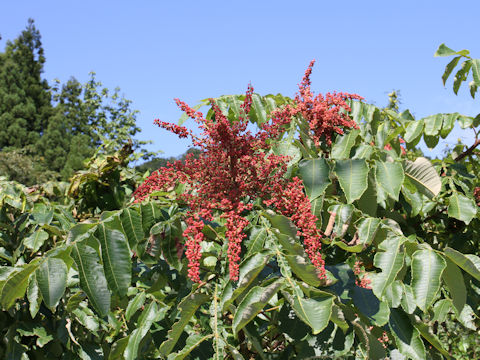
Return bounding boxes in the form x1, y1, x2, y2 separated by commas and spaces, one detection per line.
39, 73, 153, 179
2, 43, 480, 360
0, 19, 53, 150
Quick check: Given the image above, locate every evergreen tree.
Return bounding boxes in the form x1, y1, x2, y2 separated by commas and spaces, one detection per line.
0, 19, 53, 150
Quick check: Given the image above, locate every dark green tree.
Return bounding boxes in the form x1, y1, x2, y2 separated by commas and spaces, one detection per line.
0, 18, 53, 149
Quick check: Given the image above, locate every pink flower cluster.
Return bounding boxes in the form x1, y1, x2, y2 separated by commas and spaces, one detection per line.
134, 62, 360, 282
263, 60, 363, 147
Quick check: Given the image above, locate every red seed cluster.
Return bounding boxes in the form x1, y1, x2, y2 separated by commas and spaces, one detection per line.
134, 63, 357, 282
353, 260, 371, 289
263, 60, 362, 147
474, 187, 480, 207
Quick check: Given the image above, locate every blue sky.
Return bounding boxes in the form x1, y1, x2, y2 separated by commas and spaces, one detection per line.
1, 0, 479, 160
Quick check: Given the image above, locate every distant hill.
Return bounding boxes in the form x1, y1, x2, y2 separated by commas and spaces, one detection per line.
135, 148, 201, 173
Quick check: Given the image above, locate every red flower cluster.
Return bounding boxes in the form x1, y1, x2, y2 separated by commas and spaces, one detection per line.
353, 260, 371, 289
134, 61, 359, 282
263, 60, 363, 147
474, 187, 480, 207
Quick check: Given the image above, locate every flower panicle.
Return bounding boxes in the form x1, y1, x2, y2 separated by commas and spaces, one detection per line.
133, 64, 348, 282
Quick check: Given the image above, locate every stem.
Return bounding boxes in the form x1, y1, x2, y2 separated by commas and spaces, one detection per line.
454, 139, 480, 162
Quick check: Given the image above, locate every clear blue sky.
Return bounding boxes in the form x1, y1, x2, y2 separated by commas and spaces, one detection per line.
1, 0, 479, 159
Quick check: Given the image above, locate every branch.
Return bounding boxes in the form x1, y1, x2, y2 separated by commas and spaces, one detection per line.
454, 139, 480, 162
324, 212, 336, 236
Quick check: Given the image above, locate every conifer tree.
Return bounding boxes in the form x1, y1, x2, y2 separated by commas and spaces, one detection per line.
0, 19, 53, 149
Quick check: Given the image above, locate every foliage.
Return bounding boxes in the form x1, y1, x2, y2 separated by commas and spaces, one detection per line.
0, 147, 57, 185
435, 43, 480, 98
0, 47, 480, 360
67, 140, 141, 217
0, 20, 153, 183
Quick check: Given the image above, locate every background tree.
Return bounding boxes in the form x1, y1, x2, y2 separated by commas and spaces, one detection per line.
0, 20, 154, 183
0, 18, 53, 149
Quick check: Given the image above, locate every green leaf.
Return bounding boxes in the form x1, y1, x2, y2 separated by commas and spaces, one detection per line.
389, 309, 426, 360
432, 299, 451, 323
356, 175, 378, 216
411, 249, 446, 312
371, 236, 405, 298
140, 202, 164, 235
1, 260, 40, 309
168, 334, 214, 360
375, 121, 389, 148
285, 289, 334, 334
401, 186, 423, 217
24, 230, 49, 253
71, 241, 111, 317
264, 211, 299, 240
470, 80, 478, 98
404, 119, 424, 144
120, 208, 144, 248
352, 286, 390, 326
159, 221, 182, 270
442, 258, 466, 315
453, 61, 472, 95
401, 284, 416, 314
66, 291, 86, 313
356, 217, 381, 249
423, 114, 443, 136
331, 129, 360, 159
334, 159, 369, 203
352, 143, 374, 159
403, 157, 441, 198
284, 255, 323, 286
36, 258, 67, 310
245, 226, 268, 257
232, 278, 284, 335
298, 158, 331, 200
125, 291, 146, 321
423, 134, 439, 149
441, 113, 458, 136
73, 306, 100, 334
457, 303, 476, 330
442, 56, 461, 85
410, 315, 451, 359
67, 223, 97, 244
375, 161, 404, 201
124, 301, 162, 360
27, 273, 41, 318
16, 325, 54, 348
31, 204, 54, 225
434, 43, 457, 57
250, 93, 267, 125
109, 336, 130, 360
447, 192, 477, 224
95, 224, 131, 297
159, 292, 210, 357
444, 247, 480, 281
471, 59, 480, 86
457, 114, 474, 128
384, 280, 403, 308
220, 251, 272, 312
